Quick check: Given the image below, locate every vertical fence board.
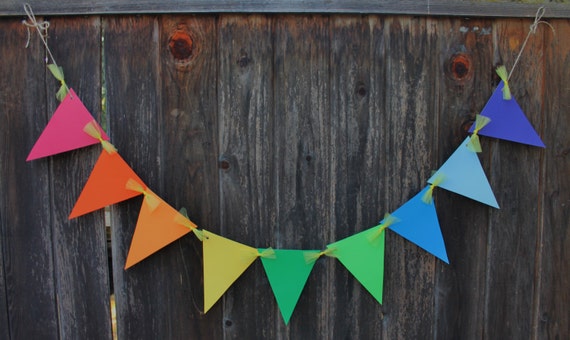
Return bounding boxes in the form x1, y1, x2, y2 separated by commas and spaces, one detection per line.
484, 18, 545, 339
538, 19, 570, 339
0, 18, 59, 339
217, 14, 277, 339
434, 17, 494, 339
272, 14, 332, 338
47, 16, 112, 339
381, 16, 438, 339
104, 15, 164, 339
159, 14, 222, 339
328, 15, 385, 339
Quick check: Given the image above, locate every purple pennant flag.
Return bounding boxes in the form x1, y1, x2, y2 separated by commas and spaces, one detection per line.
469, 81, 545, 148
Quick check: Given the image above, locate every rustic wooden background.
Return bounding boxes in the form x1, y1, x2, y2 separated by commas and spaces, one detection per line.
1, 10, 569, 340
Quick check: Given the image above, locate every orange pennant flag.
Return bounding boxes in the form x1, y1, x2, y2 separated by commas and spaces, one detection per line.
124, 194, 194, 269
69, 150, 146, 219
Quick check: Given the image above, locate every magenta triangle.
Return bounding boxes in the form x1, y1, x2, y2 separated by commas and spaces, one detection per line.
27, 89, 109, 161
469, 81, 545, 148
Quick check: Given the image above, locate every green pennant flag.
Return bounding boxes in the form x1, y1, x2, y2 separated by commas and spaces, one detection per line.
326, 226, 385, 304
258, 249, 320, 325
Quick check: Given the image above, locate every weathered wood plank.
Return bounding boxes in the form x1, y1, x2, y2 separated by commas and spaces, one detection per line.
216, 14, 278, 339
103, 15, 166, 339
47, 16, 112, 339
483, 17, 545, 339
380, 16, 439, 339
0, 18, 59, 339
433, 17, 494, 340
537, 18, 570, 340
327, 15, 385, 339
271, 14, 332, 337
2, 0, 570, 18
159, 14, 221, 338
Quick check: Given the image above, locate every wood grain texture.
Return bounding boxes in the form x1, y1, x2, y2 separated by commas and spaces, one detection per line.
47, 17, 112, 340
483, 17, 545, 339
537, 18, 570, 339
433, 17, 494, 340
0, 18, 59, 339
328, 14, 385, 339
272, 14, 332, 337
217, 14, 278, 339
2, 0, 570, 18
380, 16, 440, 340
103, 15, 165, 340
2, 13, 570, 340
159, 14, 221, 339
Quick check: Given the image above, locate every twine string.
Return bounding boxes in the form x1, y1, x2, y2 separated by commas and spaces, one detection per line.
508, 6, 555, 80
22, 4, 72, 97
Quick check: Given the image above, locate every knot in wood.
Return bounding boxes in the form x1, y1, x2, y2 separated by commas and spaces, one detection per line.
169, 30, 193, 61
449, 53, 472, 81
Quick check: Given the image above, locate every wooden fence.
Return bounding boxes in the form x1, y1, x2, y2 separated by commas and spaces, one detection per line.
1, 5, 569, 340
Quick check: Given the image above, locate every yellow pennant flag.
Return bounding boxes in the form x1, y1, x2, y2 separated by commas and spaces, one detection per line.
203, 230, 259, 313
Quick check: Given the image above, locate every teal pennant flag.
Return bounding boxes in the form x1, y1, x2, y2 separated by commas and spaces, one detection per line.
428, 137, 499, 208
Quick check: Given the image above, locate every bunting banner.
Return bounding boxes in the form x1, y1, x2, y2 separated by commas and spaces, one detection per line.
259, 249, 320, 325
202, 230, 259, 313
69, 150, 146, 219
20, 3, 551, 326
27, 89, 109, 161
389, 186, 449, 263
468, 81, 545, 148
124, 194, 195, 269
326, 226, 385, 304
428, 137, 499, 208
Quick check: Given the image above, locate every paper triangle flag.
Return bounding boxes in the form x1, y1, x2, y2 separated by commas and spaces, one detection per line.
69, 150, 146, 219
327, 226, 385, 304
259, 249, 319, 325
27, 89, 109, 161
428, 137, 499, 208
468, 81, 545, 147
124, 196, 194, 269
203, 230, 259, 313
389, 186, 449, 263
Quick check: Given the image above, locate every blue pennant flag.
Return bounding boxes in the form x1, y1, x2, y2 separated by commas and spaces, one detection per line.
468, 81, 545, 148
388, 186, 449, 263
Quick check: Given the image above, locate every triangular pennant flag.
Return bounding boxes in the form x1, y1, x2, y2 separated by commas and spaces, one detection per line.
27, 89, 109, 161
468, 81, 545, 147
124, 195, 194, 269
69, 150, 146, 218
326, 226, 385, 304
259, 249, 319, 325
428, 137, 499, 208
203, 230, 259, 313
389, 186, 449, 263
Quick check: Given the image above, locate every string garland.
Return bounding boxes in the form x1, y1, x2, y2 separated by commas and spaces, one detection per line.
21, 4, 551, 321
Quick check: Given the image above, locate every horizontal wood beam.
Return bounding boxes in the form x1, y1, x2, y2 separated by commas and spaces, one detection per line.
2, 0, 569, 18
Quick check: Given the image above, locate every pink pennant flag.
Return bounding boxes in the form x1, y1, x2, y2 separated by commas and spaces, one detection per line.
27, 89, 109, 161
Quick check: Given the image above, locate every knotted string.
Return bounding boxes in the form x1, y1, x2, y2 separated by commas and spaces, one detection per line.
422, 173, 445, 204
467, 115, 491, 153
508, 7, 555, 81
257, 248, 277, 259
22, 4, 71, 100
304, 247, 337, 264
83, 120, 118, 154
125, 178, 160, 212
368, 213, 399, 242
174, 207, 205, 240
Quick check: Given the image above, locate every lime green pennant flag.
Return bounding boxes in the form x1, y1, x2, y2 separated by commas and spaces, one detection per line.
203, 230, 259, 313
326, 226, 385, 304
258, 249, 320, 325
